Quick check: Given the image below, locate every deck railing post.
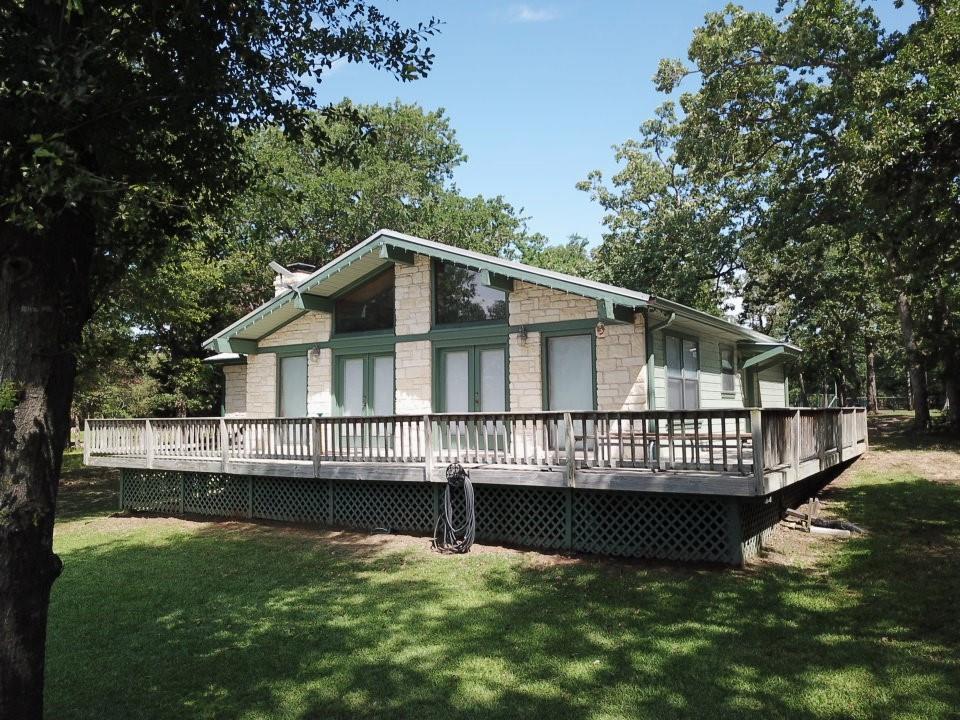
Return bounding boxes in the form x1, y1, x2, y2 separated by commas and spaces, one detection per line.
83, 419, 90, 465
564, 412, 576, 487
423, 415, 433, 482
312, 418, 322, 478
219, 418, 228, 472
145, 419, 154, 469
837, 409, 844, 460
750, 409, 765, 495
791, 409, 800, 484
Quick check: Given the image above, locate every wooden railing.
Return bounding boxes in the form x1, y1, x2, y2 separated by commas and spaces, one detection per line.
86, 408, 868, 485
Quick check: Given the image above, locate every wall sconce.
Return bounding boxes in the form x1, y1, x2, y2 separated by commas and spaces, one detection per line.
518, 325, 528, 344
595, 321, 606, 338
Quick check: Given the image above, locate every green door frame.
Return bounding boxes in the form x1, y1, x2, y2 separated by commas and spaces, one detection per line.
333, 349, 395, 416
540, 329, 597, 411
433, 341, 509, 413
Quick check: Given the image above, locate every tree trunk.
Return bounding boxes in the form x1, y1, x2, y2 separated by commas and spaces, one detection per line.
0, 219, 93, 719
897, 291, 930, 430
865, 337, 879, 413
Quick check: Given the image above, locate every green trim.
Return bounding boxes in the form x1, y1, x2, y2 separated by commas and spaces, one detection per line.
433, 343, 509, 412
378, 244, 415, 266
540, 328, 597, 412
332, 350, 396, 417
216, 337, 258, 354
293, 293, 333, 311
480, 269, 514, 292
597, 299, 634, 324
741, 345, 789, 371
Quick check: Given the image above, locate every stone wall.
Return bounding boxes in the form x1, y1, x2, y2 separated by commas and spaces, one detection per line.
595, 319, 647, 412
509, 281, 597, 326
258, 311, 330, 347
245, 353, 276, 417
308, 348, 332, 416
508, 331, 542, 412
395, 341, 431, 414
395, 254, 431, 335
222, 364, 247, 416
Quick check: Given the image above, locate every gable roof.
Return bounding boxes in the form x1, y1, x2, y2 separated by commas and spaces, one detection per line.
203, 229, 796, 352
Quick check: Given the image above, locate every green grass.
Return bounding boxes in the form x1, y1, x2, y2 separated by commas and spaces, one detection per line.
46, 423, 960, 719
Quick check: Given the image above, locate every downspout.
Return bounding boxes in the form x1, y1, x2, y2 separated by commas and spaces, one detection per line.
644, 309, 676, 411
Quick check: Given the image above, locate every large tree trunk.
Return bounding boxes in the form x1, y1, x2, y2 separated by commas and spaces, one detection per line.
865, 337, 879, 413
0, 218, 93, 720
897, 291, 930, 430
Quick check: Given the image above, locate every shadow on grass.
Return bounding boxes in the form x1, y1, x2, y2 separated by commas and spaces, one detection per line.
867, 414, 960, 453
56, 451, 119, 521
47, 474, 960, 720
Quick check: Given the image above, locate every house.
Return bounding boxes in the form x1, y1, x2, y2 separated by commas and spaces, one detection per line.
85, 229, 867, 565
202, 229, 796, 420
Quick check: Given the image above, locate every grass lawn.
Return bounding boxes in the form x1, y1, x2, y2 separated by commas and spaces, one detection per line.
46, 416, 960, 719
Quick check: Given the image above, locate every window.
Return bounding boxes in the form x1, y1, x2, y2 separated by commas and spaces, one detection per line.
334, 267, 395, 334
278, 355, 307, 417
720, 344, 736, 396
437, 345, 506, 412
433, 260, 508, 326
665, 334, 699, 409
545, 333, 594, 451
335, 352, 394, 416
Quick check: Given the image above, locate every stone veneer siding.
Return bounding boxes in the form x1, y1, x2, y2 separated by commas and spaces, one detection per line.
394, 254, 431, 335
508, 281, 597, 325
595, 318, 647, 412
258, 311, 330, 347
245, 353, 276, 417
222, 365, 247, 416
395, 341, 432, 414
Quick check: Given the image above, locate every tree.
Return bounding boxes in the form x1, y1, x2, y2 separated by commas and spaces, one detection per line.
0, 2, 438, 716
579, 102, 746, 313
510, 233, 594, 277
75, 102, 542, 421
653, 0, 959, 428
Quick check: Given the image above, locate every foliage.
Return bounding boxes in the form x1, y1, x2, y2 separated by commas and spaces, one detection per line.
74, 102, 545, 417
579, 103, 745, 313
510, 233, 594, 277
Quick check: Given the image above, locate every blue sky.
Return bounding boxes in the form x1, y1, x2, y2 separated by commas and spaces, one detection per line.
321, 1, 914, 247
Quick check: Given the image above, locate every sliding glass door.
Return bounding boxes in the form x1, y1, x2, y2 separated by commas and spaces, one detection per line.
335, 352, 395, 451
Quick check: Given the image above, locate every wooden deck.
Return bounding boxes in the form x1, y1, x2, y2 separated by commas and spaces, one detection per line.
85, 408, 868, 497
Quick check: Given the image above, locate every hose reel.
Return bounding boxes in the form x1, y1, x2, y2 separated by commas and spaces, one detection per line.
432, 462, 476, 553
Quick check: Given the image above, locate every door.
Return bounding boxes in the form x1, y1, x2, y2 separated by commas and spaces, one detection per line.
336, 353, 395, 452
278, 354, 309, 454
438, 345, 507, 448
665, 334, 699, 409
545, 334, 594, 450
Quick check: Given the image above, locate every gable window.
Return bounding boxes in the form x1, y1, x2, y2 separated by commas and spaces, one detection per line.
433, 260, 508, 326
665, 333, 699, 410
334, 267, 395, 335
720, 344, 736, 396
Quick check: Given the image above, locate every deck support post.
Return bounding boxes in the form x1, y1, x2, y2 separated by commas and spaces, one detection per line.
145, 419, 154, 469
219, 419, 228, 473
564, 412, 576, 487
750, 409, 765, 495
423, 415, 433, 482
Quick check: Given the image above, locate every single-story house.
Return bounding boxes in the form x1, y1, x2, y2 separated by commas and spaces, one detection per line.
85, 229, 866, 565
203, 229, 797, 420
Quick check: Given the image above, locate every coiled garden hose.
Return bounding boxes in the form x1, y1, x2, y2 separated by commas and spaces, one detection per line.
432, 462, 476, 553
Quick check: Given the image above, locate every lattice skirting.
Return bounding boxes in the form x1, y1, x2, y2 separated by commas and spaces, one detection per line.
119, 470, 839, 565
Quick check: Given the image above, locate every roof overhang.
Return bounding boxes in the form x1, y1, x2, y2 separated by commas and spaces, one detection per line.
203, 229, 797, 354
202, 352, 247, 366
739, 344, 800, 371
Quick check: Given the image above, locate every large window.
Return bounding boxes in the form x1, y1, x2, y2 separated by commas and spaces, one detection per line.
433, 260, 508, 326
720, 344, 736, 396
665, 334, 699, 409
278, 354, 308, 417
334, 267, 395, 335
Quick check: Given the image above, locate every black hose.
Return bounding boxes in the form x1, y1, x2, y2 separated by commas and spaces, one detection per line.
432, 462, 475, 553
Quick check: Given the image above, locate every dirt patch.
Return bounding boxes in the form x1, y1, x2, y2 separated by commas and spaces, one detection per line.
856, 448, 959, 483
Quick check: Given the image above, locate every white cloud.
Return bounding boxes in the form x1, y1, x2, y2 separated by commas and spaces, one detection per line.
506, 4, 558, 23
